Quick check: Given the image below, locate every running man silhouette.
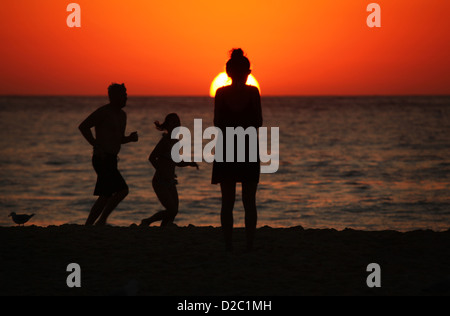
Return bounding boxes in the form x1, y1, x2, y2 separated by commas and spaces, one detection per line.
79, 83, 138, 226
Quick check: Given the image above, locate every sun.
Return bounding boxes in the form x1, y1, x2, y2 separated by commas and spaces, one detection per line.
209, 72, 260, 97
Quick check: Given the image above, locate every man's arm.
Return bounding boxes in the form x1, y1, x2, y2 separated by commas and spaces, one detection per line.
121, 112, 139, 144
122, 132, 139, 144
78, 108, 103, 147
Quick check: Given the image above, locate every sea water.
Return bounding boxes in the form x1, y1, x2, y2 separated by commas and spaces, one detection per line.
0, 96, 449, 231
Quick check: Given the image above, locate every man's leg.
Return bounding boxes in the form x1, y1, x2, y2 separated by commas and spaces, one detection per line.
95, 188, 129, 226
86, 196, 108, 226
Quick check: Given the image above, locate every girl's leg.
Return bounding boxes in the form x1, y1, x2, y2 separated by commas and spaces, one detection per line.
242, 181, 258, 251
160, 184, 179, 226
140, 210, 166, 226
141, 180, 179, 227
220, 181, 236, 251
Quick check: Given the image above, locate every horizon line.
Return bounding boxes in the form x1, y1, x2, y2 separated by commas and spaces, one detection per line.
1, 94, 450, 98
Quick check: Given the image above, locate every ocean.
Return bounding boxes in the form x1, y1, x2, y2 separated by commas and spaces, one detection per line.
1, 96, 449, 231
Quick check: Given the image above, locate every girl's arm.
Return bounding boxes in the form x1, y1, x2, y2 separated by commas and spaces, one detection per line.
148, 138, 165, 169
176, 162, 199, 169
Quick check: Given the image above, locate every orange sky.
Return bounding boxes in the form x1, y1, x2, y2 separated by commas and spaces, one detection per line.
0, 0, 449, 96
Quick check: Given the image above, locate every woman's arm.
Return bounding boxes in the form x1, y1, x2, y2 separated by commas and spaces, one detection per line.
176, 162, 199, 169
253, 87, 263, 128
214, 88, 225, 127
148, 138, 165, 169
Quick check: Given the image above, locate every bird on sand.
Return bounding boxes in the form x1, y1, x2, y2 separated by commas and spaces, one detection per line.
8, 212, 35, 226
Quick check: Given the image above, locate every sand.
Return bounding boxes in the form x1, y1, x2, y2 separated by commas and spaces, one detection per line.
1, 224, 449, 296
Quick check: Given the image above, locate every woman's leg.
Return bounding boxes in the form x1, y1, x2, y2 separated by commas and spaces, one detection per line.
160, 184, 179, 226
242, 181, 258, 251
140, 210, 166, 226
141, 180, 179, 227
220, 181, 236, 251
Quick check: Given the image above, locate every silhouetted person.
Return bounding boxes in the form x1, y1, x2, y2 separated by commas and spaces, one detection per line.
212, 49, 262, 251
140, 113, 198, 227
79, 83, 138, 226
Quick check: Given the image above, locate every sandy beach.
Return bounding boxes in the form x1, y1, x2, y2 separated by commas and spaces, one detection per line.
1, 224, 449, 296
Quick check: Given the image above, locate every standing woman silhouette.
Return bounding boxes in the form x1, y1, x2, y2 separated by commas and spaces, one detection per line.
212, 48, 262, 251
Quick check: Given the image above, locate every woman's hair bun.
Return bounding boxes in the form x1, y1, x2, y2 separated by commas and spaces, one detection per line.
226, 48, 250, 78
230, 48, 245, 59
